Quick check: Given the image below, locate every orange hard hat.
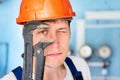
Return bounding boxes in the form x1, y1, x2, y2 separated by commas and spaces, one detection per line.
16, 0, 76, 24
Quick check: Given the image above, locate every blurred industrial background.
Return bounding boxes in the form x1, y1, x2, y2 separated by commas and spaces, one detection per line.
0, 0, 120, 80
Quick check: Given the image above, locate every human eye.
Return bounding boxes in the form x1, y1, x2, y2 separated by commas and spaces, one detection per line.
35, 29, 48, 35
40, 30, 47, 34
58, 28, 69, 33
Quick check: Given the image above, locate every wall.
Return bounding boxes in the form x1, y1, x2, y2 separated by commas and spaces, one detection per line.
70, 0, 120, 77
0, 0, 23, 77
0, 0, 120, 78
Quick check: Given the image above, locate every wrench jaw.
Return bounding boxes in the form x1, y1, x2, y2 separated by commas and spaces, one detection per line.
33, 40, 54, 80
34, 39, 54, 49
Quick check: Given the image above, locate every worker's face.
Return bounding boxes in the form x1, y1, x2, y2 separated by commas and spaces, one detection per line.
32, 19, 70, 68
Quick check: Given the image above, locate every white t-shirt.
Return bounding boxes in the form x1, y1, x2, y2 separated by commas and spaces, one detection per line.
1, 56, 91, 80
0, 72, 17, 80
64, 56, 91, 80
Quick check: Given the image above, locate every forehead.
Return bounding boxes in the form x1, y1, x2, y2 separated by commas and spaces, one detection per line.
34, 20, 69, 30
39, 19, 69, 29
43, 19, 69, 24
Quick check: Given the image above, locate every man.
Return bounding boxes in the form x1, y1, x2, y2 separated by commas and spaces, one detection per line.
1, 0, 91, 80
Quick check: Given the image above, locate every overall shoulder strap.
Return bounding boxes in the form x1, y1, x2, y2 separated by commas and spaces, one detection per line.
65, 57, 84, 80
12, 66, 22, 80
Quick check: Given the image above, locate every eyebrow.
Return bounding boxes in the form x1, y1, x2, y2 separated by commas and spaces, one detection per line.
37, 23, 50, 29
58, 27, 69, 31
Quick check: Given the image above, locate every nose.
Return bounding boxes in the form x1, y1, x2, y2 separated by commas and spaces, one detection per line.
47, 32, 59, 48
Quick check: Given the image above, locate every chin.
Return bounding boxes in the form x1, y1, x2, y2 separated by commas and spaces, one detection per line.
45, 61, 64, 68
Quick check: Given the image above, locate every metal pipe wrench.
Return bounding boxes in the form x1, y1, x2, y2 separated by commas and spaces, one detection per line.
22, 21, 53, 80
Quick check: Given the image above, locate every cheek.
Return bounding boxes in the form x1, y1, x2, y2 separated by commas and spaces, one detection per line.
33, 35, 42, 46
59, 35, 70, 44
32, 33, 45, 46
59, 36, 70, 51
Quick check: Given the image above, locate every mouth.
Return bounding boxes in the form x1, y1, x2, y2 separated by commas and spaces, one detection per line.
46, 53, 61, 57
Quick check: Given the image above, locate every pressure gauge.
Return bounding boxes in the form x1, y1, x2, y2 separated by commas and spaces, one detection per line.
98, 45, 111, 59
79, 45, 92, 59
